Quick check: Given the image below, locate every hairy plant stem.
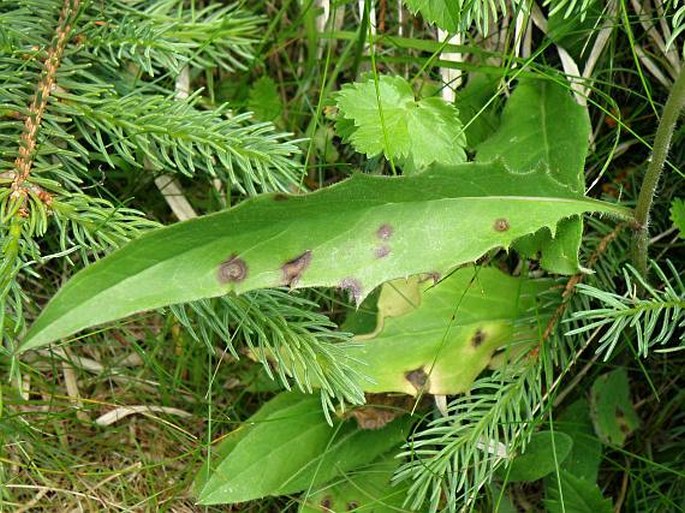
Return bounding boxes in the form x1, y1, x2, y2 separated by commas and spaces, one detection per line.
633, 65, 685, 278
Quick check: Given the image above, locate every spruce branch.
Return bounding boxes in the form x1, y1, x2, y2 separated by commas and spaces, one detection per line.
567, 261, 685, 359
171, 290, 366, 415
11, 0, 79, 201
80, 1, 261, 76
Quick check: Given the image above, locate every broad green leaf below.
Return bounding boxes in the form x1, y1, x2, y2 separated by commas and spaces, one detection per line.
194, 392, 410, 505
298, 452, 409, 512
19, 162, 630, 352
544, 470, 613, 513
590, 368, 640, 447
501, 431, 573, 482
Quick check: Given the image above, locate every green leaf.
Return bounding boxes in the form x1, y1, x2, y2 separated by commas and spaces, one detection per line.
544, 470, 613, 513
247, 76, 283, 122
502, 431, 573, 482
335, 75, 466, 170
555, 398, 603, 482
195, 392, 411, 505
19, 163, 629, 352
455, 73, 502, 149
346, 267, 551, 395
547, 1, 603, 65
477, 79, 590, 274
298, 452, 410, 513
402, 0, 459, 32
590, 368, 640, 447
670, 198, 685, 237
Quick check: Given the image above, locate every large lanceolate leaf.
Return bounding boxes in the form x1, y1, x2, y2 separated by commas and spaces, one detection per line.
477, 79, 590, 274
346, 267, 551, 395
194, 392, 410, 505
335, 75, 466, 170
18, 162, 629, 352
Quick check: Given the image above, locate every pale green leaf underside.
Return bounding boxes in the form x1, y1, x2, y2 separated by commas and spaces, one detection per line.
348, 267, 551, 395
19, 163, 630, 352
335, 75, 466, 169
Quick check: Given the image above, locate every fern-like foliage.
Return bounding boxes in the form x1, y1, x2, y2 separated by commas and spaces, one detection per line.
567, 261, 685, 359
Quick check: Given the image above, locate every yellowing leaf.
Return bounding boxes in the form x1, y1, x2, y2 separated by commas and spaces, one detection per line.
346, 267, 552, 395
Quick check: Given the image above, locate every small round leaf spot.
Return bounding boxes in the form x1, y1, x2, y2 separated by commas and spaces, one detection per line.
218, 255, 248, 283
374, 245, 391, 258
347, 500, 360, 511
320, 496, 333, 511
376, 223, 394, 240
471, 328, 486, 347
493, 218, 510, 232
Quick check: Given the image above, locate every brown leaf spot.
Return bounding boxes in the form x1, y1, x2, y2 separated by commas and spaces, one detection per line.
217, 255, 247, 283
281, 250, 312, 287
376, 223, 394, 240
320, 496, 332, 511
493, 218, 510, 232
420, 272, 441, 284
405, 368, 429, 391
348, 406, 402, 430
340, 277, 363, 306
347, 501, 360, 511
374, 245, 391, 258
615, 406, 625, 418
273, 193, 290, 201
471, 328, 486, 347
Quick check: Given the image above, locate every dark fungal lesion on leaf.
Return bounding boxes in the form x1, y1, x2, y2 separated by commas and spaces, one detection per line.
339, 277, 363, 306
376, 223, 393, 240
347, 501, 360, 511
281, 250, 312, 287
273, 193, 290, 201
374, 244, 391, 259
493, 218, 510, 232
217, 254, 248, 284
405, 367, 429, 391
471, 328, 486, 347
320, 496, 332, 511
